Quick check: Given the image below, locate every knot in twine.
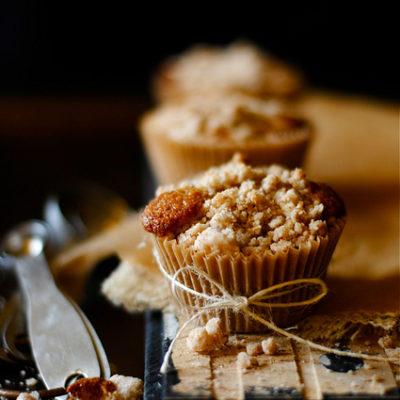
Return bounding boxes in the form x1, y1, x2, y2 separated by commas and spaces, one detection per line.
155, 254, 399, 373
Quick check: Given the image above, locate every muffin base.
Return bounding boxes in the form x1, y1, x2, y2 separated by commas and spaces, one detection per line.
154, 218, 345, 332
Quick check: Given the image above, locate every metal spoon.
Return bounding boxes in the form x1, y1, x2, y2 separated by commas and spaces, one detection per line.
2, 220, 110, 389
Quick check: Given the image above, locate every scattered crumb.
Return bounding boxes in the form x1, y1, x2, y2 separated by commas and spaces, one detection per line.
67, 375, 143, 400
246, 342, 263, 356
187, 318, 227, 353
16, 392, 40, 400
368, 374, 385, 393
378, 335, 396, 349
109, 374, 143, 400
237, 351, 258, 369
347, 370, 356, 375
370, 374, 384, 383
20, 370, 27, 377
25, 378, 38, 387
261, 337, 278, 355
205, 318, 227, 348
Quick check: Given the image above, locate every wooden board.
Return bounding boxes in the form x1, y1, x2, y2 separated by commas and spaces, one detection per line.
144, 312, 400, 400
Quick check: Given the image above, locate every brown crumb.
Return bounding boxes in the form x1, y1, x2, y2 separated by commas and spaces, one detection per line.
187, 318, 227, 353
307, 181, 346, 220
237, 351, 258, 369
67, 377, 117, 400
205, 317, 228, 348
378, 335, 396, 349
142, 188, 205, 236
246, 342, 263, 356
261, 337, 278, 355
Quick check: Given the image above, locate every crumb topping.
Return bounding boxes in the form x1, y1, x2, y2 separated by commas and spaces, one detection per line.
156, 41, 303, 99
144, 156, 345, 255
143, 94, 308, 143
142, 188, 205, 236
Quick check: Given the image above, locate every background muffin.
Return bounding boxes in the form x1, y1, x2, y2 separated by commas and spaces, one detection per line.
140, 93, 312, 184
142, 156, 346, 332
153, 41, 305, 103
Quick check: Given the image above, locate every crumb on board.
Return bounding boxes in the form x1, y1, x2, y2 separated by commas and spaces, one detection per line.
246, 342, 263, 356
67, 375, 143, 400
237, 351, 258, 369
378, 335, 396, 349
25, 377, 38, 387
187, 318, 227, 353
261, 337, 278, 355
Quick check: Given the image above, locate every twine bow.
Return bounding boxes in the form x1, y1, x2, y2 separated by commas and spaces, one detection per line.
155, 251, 398, 373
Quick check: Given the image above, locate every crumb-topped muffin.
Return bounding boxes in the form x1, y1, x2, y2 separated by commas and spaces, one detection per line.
142, 156, 346, 331
140, 94, 312, 184
153, 41, 304, 103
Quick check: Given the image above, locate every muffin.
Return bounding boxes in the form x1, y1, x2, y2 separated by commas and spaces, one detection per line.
153, 41, 304, 103
140, 93, 312, 184
142, 156, 346, 332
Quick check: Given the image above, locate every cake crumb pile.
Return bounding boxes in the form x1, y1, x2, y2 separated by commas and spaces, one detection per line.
143, 156, 345, 255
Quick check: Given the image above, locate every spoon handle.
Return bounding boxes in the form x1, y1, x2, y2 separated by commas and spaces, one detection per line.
15, 253, 101, 389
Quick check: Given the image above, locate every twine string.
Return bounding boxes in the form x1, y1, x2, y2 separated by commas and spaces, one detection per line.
155, 251, 398, 374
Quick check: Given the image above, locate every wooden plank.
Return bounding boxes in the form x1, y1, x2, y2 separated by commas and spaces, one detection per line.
309, 342, 398, 397
292, 341, 322, 400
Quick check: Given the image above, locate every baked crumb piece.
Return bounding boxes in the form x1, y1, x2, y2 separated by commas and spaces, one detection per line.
25, 378, 38, 387
261, 337, 278, 355
205, 317, 227, 347
67, 375, 144, 400
378, 335, 396, 349
237, 351, 258, 369
109, 375, 143, 400
187, 318, 227, 353
67, 377, 117, 400
17, 392, 40, 400
246, 342, 263, 356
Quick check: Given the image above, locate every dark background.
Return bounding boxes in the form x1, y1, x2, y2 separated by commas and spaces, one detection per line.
0, 2, 398, 234
0, 3, 398, 98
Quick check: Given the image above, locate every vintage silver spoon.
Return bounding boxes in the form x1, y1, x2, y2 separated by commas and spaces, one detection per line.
1, 219, 110, 391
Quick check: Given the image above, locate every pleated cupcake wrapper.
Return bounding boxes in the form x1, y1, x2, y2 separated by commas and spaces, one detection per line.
140, 128, 311, 185
155, 218, 345, 332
